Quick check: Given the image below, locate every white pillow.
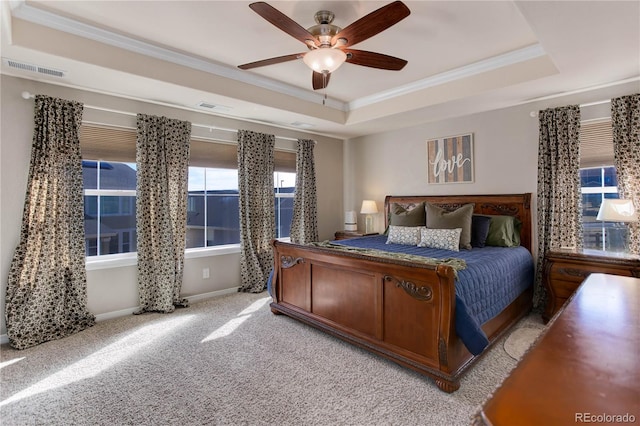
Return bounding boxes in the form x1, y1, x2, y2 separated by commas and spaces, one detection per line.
418, 228, 462, 251
386, 225, 424, 246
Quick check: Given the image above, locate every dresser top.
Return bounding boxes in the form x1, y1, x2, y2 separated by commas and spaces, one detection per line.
547, 247, 640, 263
480, 273, 640, 425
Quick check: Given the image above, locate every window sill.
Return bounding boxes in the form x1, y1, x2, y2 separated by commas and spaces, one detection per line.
185, 244, 241, 259
85, 244, 245, 271
86, 253, 137, 271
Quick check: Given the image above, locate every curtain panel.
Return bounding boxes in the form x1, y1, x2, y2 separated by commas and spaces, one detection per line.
6, 95, 95, 349
237, 130, 275, 293
535, 105, 582, 309
290, 139, 318, 244
611, 93, 640, 254
136, 114, 191, 313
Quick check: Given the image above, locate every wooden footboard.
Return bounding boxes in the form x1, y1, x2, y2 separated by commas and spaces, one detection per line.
270, 239, 462, 391
270, 193, 533, 392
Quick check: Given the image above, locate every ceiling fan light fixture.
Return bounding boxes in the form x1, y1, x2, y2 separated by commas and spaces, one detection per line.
303, 48, 347, 73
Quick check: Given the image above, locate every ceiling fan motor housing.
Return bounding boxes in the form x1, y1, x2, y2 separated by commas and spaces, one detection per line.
308, 10, 342, 48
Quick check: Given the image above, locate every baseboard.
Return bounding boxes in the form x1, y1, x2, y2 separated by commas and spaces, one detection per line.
0, 287, 240, 346
94, 307, 140, 322
186, 287, 239, 303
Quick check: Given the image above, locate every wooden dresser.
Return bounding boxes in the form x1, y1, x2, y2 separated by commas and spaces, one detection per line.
477, 273, 640, 426
542, 248, 640, 322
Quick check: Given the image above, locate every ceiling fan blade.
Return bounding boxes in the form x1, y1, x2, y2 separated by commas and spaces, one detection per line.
344, 49, 407, 71
331, 1, 410, 48
238, 53, 303, 70
312, 71, 331, 90
249, 2, 319, 47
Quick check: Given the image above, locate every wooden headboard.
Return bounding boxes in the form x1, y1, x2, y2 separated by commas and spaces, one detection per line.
384, 193, 533, 253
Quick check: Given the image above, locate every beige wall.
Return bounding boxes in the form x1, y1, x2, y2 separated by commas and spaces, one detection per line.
0, 75, 344, 336
344, 80, 639, 251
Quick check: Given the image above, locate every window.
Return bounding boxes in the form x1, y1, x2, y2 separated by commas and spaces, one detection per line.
579, 119, 627, 251
82, 160, 137, 256
580, 166, 626, 251
80, 125, 297, 257
186, 167, 240, 248
185, 169, 296, 248
275, 172, 296, 239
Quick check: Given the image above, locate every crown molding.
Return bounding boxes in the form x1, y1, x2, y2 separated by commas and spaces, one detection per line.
348, 44, 547, 111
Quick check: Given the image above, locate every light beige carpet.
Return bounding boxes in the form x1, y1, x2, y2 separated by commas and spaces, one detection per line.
1, 292, 543, 426
503, 326, 545, 360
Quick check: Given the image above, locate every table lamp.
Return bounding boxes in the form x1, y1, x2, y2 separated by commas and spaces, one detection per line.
596, 198, 638, 252
360, 200, 378, 234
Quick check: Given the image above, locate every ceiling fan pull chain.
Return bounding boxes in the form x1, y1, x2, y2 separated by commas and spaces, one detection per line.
323, 72, 327, 106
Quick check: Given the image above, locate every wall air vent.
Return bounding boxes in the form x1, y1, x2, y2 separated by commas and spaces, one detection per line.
196, 101, 232, 113
3, 58, 66, 78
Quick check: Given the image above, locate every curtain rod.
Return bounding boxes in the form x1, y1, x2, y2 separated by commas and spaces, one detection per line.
21, 91, 302, 142
529, 99, 611, 118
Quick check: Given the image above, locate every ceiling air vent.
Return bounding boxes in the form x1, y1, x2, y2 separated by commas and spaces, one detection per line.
196, 101, 232, 113
3, 58, 66, 78
290, 121, 314, 129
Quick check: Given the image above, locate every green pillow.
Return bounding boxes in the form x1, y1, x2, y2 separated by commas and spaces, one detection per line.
483, 215, 522, 247
389, 202, 426, 227
425, 203, 474, 249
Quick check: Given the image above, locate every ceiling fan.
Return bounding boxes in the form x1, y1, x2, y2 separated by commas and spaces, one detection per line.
238, 1, 411, 91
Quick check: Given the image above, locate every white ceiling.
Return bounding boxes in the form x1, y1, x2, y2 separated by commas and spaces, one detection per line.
1, 1, 639, 139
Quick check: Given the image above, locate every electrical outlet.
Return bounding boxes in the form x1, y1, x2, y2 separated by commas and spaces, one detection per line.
202, 268, 210, 279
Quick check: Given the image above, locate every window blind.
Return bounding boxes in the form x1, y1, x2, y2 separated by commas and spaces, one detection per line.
580, 119, 614, 168
79, 124, 296, 172
80, 125, 136, 163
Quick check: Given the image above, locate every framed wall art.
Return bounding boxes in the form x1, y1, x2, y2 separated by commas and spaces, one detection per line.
426, 133, 474, 184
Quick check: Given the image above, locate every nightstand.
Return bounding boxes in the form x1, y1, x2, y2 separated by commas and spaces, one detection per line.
542, 248, 640, 322
334, 231, 379, 240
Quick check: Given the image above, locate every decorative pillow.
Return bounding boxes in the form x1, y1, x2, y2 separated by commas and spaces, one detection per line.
389, 202, 426, 227
386, 225, 424, 246
471, 215, 492, 248
425, 203, 474, 249
418, 228, 462, 251
483, 215, 522, 247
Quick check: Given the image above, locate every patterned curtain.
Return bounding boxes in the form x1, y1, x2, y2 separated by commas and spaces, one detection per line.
290, 139, 319, 244
136, 114, 191, 313
237, 130, 275, 293
534, 105, 582, 309
611, 94, 640, 254
5, 95, 95, 349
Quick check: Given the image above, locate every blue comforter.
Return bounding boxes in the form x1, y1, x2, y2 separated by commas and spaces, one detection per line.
331, 235, 534, 355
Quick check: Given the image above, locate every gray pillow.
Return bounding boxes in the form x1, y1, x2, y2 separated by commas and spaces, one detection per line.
425, 203, 475, 249
390, 202, 426, 227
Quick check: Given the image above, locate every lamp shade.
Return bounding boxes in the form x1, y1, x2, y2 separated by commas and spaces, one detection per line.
302, 48, 347, 73
596, 199, 638, 222
360, 200, 378, 215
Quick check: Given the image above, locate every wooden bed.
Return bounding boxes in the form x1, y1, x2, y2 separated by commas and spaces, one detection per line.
269, 193, 533, 392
